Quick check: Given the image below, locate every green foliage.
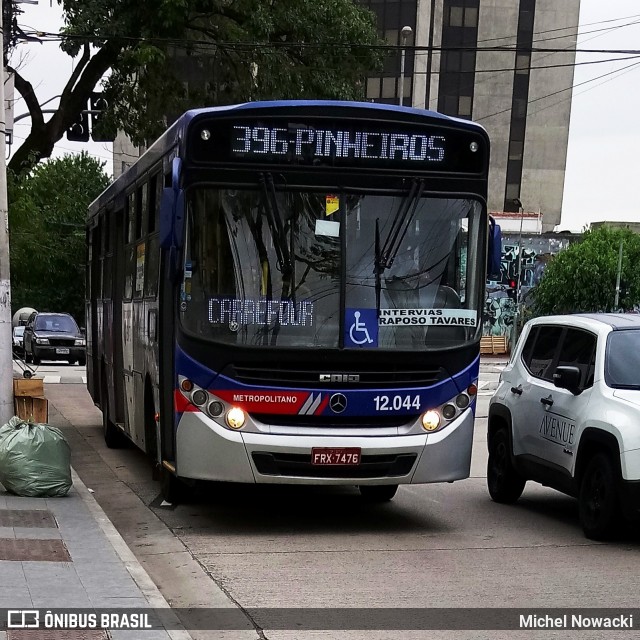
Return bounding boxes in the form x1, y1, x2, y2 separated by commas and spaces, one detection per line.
9, 153, 110, 323
532, 226, 640, 315
99, 0, 385, 144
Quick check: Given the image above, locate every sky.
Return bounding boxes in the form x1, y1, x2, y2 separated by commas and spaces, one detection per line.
8, 0, 640, 232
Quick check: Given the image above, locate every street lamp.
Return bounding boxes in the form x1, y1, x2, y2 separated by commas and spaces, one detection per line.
399, 25, 412, 106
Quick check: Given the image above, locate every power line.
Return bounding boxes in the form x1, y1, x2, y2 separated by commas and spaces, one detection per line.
525, 59, 640, 120
20, 29, 640, 56
476, 57, 640, 123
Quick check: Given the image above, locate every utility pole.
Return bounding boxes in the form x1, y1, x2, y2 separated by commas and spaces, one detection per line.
0, 3, 13, 425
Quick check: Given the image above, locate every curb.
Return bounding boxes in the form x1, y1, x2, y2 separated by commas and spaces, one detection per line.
71, 468, 193, 640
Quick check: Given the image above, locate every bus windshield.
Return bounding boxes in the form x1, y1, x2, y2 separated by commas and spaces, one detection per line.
180, 187, 483, 350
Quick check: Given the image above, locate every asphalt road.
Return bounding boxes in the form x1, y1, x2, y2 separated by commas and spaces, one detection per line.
44, 362, 640, 640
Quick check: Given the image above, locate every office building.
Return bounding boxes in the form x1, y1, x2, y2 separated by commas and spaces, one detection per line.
359, 0, 581, 230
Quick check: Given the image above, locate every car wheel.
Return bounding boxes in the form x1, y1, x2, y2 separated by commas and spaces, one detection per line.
359, 484, 398, 502
579, 453, 621, 540
78, 357, 86, 366
32, 355, 41, 366
487, 428, 526, 503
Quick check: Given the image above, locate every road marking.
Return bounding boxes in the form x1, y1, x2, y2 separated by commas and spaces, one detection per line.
43, 375, 61, 384
478, 381, 489, 390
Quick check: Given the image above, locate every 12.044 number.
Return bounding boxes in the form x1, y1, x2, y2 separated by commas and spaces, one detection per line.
374, 395, 421, 411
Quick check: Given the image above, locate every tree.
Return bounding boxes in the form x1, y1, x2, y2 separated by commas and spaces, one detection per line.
8, 0, 384, 174
532, 226, 640, 315
9, 153, 110, 322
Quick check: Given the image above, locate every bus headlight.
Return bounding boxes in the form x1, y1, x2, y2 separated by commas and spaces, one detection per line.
421, 387, 475, 433
421, 410, 440, 431
226, 407, 246, 430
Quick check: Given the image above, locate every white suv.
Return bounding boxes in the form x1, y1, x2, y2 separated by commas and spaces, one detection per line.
488, 313, 640, 539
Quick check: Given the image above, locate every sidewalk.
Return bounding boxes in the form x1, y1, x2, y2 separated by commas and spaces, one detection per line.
0, 457, 192, 639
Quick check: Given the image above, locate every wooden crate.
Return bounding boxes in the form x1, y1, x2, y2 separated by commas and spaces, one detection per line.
480, 335, 509, 355
14, 396, 49, 423
13, 378, 44, 397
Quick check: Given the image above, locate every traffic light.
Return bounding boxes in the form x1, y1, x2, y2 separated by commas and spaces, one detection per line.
67, 102, 90, 142
507, 277, 518, 299
90, 92, 114, 142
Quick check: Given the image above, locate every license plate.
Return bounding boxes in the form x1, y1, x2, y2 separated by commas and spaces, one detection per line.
311, 448, 361, 465
56, 348, 70, 354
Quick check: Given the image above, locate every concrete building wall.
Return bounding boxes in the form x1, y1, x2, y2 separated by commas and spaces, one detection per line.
411, 0, 579, 229
113, 131, 141, 180
521, 1, 580, 230
472, 0, 520, 216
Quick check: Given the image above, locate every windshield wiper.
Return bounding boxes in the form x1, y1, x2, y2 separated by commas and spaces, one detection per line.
377, 179, 425, 273
374, 179, 425, 319
258, 172, 292, 274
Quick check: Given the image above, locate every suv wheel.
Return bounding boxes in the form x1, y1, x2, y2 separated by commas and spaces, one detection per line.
578, 453, 620, 540
487, 428, 526, 503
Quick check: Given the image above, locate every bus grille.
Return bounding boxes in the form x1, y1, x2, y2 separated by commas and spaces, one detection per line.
230, 365, 444, 388
252, 452, 417, 478
249, 414, 411, 428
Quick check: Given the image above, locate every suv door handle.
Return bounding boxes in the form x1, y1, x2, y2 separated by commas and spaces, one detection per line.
510, 385, 523, 395
540, 395, 554, 407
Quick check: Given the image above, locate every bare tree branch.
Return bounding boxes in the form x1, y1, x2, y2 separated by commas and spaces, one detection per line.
9, 67, 44, 129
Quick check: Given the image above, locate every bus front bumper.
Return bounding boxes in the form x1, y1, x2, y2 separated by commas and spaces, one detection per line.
175, 408, 474, 485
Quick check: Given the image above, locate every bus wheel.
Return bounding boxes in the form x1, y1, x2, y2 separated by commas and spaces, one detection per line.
103, 411, 125, 449
161, 467, 187, 504
359, 484, 398, 502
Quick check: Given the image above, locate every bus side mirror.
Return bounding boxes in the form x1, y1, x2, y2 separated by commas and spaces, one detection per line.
159, 188, 185, 249
487, 216, 502, 278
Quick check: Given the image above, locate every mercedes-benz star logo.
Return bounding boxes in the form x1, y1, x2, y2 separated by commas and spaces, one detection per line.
329, 393, 347, 414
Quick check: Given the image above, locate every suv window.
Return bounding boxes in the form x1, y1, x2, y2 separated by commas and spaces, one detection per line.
557, 328, 596, 388
521, 326, 538, 366
526, 326, 563, 381
605, 329, 640, 388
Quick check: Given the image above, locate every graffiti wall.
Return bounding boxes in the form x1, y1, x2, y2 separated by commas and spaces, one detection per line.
483, 233, 579, 338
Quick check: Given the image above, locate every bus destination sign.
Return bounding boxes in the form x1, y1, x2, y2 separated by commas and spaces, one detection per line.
232, 126, 446, 164
190, 117, 485, 173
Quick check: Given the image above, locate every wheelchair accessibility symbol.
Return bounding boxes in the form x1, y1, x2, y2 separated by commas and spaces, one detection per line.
345, 308, 378, 348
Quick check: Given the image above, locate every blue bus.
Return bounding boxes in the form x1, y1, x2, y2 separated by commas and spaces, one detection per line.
86, 100, 498, 503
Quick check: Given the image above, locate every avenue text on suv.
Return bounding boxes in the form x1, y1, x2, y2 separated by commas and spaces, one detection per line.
488, 314, 640, 540
23, 312, 86, 366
